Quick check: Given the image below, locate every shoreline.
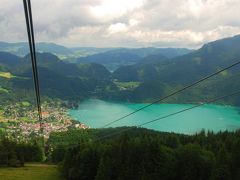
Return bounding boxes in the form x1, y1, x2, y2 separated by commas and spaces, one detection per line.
68, 100, 240, 134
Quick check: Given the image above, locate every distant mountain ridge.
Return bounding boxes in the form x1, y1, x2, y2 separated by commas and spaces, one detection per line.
0, 41, 73, 57
0, 41, 193, 70
0, 41, 193, 71
76, 47, 193, 71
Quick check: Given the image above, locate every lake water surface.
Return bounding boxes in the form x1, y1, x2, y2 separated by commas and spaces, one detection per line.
69, 99, 240, 134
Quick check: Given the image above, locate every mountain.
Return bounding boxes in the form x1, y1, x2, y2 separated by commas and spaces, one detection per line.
157, 34, 240, 84
76, 47, 193, 71
0, 51, 115, 101
127, 47, 193, 59
0, 51, 22, 67
138, 54, 169, 64
70, 47, 114, 59
113, 35, 240, 82
0, 42, 73, 57
0, 41, 193, 70
77, 50, 141, 71
33, 42, 73, 55
21, 53, 111, 80
111, 35, 240, 104
0, 41, 119, 61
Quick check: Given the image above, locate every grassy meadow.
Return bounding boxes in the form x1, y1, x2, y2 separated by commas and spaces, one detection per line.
0, 163, 62, 180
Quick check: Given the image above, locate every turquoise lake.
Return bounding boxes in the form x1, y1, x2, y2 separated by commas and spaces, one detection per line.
69, 99, 240, 134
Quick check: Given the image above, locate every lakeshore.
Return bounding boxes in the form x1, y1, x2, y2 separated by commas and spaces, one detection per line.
69, 99, 240, 134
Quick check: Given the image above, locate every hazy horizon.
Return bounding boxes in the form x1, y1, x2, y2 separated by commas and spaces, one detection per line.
2, 33, 240, 50
0, 40, 198, 49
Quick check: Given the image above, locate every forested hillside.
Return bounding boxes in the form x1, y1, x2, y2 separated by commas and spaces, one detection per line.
46, 128, 240, 180
111, 35, 240, 104
0, 52, 116, 102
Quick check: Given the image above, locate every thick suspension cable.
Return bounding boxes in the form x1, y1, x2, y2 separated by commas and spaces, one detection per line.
23, 0, 43, 133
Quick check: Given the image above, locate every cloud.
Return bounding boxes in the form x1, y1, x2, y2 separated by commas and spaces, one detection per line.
108, 23, 128, 34
90, 0, 146, 21
0, 0, 240, 48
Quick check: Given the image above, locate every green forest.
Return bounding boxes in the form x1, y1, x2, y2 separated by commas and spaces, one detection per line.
48, 128, 240, 179
2, 128, 240, 179
0, 136, 43, 167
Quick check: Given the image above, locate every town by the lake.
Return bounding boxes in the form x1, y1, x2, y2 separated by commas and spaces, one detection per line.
0, 100, 88, 139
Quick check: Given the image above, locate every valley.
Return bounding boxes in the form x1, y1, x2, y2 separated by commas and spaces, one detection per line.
1, 35, 240, 135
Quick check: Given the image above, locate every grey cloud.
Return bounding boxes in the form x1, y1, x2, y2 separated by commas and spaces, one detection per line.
0, 0, 240, 48
135, 0, 240, 31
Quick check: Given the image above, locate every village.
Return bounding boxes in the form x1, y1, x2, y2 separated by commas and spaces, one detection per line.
0, 100, 89, 139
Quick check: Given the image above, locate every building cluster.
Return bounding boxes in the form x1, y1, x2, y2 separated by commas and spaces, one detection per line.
1, 101, 90, 139
6, 121, 89, 139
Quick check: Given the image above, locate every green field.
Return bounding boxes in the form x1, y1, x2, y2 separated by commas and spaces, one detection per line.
0, 72, 15, 79
114, 81, 141, 90
0, 110, 6, 122
0, 87, 9, 94
0, 163, 62, 180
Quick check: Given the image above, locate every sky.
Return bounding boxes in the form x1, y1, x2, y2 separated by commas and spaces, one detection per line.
0, 0, 240, 48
